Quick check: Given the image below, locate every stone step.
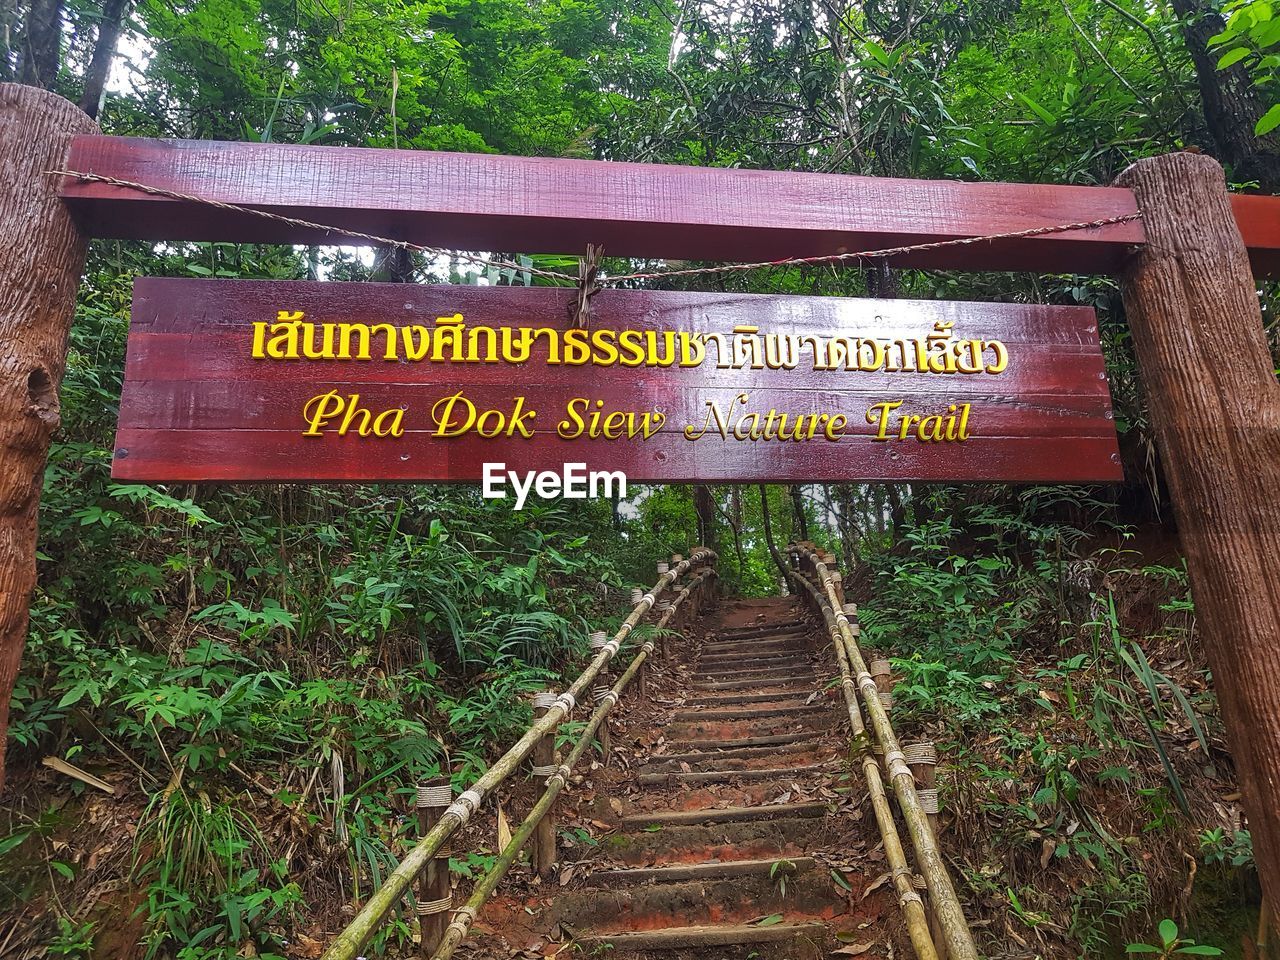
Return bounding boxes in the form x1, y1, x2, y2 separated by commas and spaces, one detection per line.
718, 619, 810, 639
591, 814, 824, 870
688, 690, 824, 707
554, 871, 844, 934
701, 635, 811, 654
697, 664, 811, 680
573, 922, 830, 953
664, 730, 822, 751
637, 761, 836, 786
584, 856, 816, 886
671, 703, 825, 722
643, 748, 837, 775
693, 674, 815, 691
620, 802, 829, 828
648, 740, 820, 768
696, 650, 803, 665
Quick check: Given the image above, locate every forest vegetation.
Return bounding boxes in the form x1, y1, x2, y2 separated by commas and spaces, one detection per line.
0, 0, 1278, 957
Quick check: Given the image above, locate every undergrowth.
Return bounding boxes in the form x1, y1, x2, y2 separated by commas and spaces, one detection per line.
848, 487, 1249, 958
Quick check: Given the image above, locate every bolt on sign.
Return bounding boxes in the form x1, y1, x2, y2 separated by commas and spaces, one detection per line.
112, 277, 1122, 483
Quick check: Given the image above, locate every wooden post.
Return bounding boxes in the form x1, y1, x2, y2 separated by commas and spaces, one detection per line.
1116, 152, 1280, 917
0, 85, 98, 792
589, 631, 611, 760
656, 599, 673, 659
530, 692, 558, 879
416, 777, 452, 955
906, 743, 945, 958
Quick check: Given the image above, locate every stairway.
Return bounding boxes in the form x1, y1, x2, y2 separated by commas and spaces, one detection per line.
550, 596, 897, 958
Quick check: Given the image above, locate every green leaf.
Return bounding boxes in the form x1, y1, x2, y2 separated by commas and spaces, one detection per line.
1217, 46, 1252, 67
1159, 919, 1179, 947
1017, 92, 1058, 125
864, 40, 890, 66
1126, 946, 1161, 954
1175, 947, 1224, 956
51, 860, 74, 880
0, 831, 31, 857
757, 914, 784, 927
1256, 104, 1280, 135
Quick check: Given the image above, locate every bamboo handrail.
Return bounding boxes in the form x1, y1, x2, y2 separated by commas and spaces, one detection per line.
785, 568, 939, 960
428, 567, 717, 960
787, 543, 978, 960
320, 549, 718, 960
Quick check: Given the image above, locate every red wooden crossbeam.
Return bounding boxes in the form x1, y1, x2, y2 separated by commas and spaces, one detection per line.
58, 135, 1280, 276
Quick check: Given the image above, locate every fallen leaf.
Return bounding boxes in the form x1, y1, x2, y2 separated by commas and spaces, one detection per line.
287, 935, 323, 959
1040, 839, 1056, 869
498, 805, 513, 851
861, 872, 891, 899
833, 943, 875, 955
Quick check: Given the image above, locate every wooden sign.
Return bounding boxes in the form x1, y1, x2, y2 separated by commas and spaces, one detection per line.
112, 278, 1122, 483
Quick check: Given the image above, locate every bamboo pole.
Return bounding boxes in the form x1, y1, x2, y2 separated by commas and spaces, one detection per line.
786, 566, 939, 960
427, 568, 714, 960
790, 544, 977, 960
320, 550, 716, 960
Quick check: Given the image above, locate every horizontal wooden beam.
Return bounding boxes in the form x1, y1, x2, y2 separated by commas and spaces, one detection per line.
57, 136, 1280, 276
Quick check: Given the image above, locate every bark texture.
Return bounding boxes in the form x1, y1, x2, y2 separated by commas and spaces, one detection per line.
693, 484, 718, 554
0, 83, 96, 792
1116, 152, 1280, 915
16, 0, 62, 89
1170, 0, 1280, 193
78, 0, 130, 119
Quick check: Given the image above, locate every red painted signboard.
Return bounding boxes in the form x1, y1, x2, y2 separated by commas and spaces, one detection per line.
113, 278, 1122, 483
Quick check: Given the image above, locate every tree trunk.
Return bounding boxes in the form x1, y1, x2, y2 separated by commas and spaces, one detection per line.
757, 485, 790, 584
372, 244, 415, 283
17, 0, 62, 90
0, 84, 96, 792
78, 0, 130, 119
1116, 152, 1280, 917
789, 484, 809, 541
693, 484, 718, 553
1170, 0, 1280, 193
0, 0, 17, 81
886, 484, 904, 542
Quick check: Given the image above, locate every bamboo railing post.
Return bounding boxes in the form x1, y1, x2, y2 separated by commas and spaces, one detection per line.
530, 692, 558, 878
416, 777, 452, 955
590, 631, 612, 760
